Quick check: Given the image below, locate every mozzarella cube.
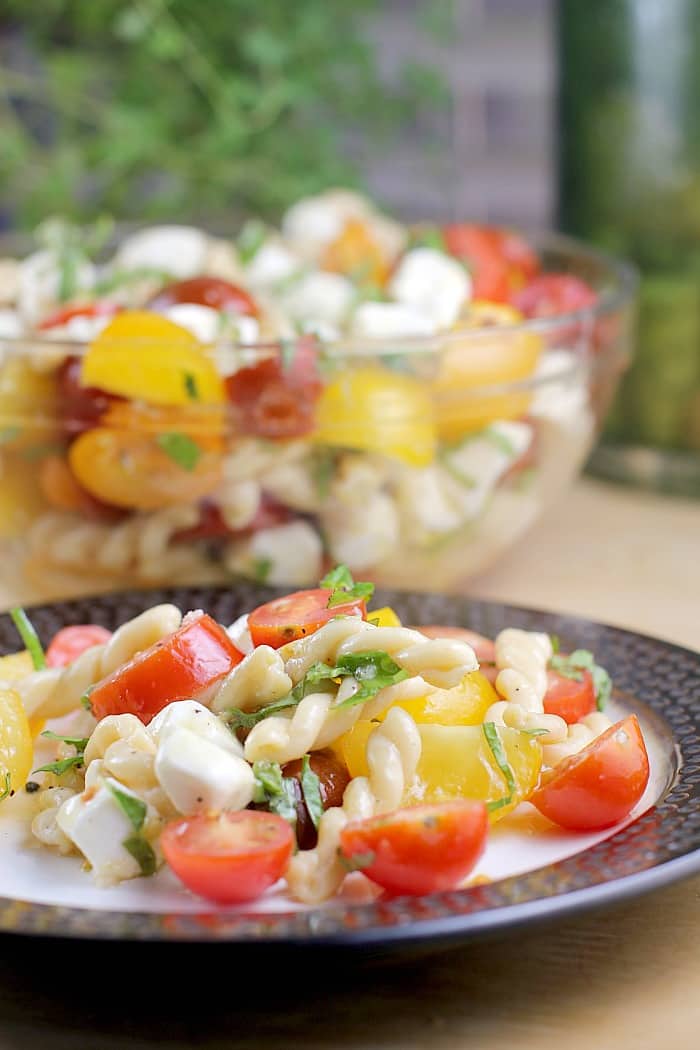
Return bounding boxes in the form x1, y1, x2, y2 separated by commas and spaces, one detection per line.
149, 699, 243, 758
114, 225, 209, 278
245, 239, 301, 288
154, 727, 254, 815
225, 520, 323, 586
351, 300, 437, 339
281, 271, 354, 327
389, 248, 471, 328
159, 303, 220, 343
56, 780, 147, 884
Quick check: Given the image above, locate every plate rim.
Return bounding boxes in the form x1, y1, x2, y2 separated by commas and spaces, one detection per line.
0, 584, 698, 947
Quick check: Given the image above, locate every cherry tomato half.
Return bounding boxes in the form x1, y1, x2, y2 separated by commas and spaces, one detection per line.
339, 800, 488, 896
148, 276, 259, 317
38, 301, 121, 331
442, 224, 539, 302
543, 668, 596, 725
530, 715, 650, 831
248, 588, 367, 649
46, 625, 113, 668
161, 810, 294, 904
225, 340, 323, 440
89, 613, 244, 724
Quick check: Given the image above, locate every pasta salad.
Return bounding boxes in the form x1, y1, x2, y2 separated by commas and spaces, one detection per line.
0, 570, 650, 906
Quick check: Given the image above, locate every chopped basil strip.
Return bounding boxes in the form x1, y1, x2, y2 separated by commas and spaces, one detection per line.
482, 722, 517, 798
486, 795, 512, 813
183, 372, 199, 400
107, 783, 147, 832
156, 432, 202, 472
484, 426, 517, 457
0, 771, 12, 802
252, 557, 273, 583
320, 564, 375, 607
123, 835, 157, 877
40, 730, 90, 750
80, 688, 94, 712
9, 607, 46, 670
339, 849, 375, 873
94, 266, 173, 294
32, 755, 85, 777
252, 761, 297, 827
300, 755, 324, 830
549, 634, 561, 654
549, 649, 612, 710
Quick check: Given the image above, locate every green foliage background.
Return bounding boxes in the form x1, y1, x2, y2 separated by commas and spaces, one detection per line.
0, 0, 449, 230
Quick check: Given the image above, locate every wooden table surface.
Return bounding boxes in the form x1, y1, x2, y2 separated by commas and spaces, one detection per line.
0, 475, 698, 1050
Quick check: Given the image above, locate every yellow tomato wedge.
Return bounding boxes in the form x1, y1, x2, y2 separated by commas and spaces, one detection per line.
0, 652, 45, 738
366, 606, 402, 628
0, 686, 33, 801
313, 366, 436, 467
341, 721, 542, 821
434, 301, 542, 440
80, 312, 226, 406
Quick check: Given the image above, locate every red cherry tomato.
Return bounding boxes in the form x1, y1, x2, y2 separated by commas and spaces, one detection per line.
161, 810, 294, 904
248, 588, 367, 649
530, 715, 650, 831
339, 800, 488, 896
57, 356, 122, 436
38, 301, 121, 331
512, 273, 597, 319
46, 625, 113, 668
148, 276, 259, 317
543, 668, 597, 724
442, 224, 539, 303
225, 340, 323, 439
88, 613, 244, 724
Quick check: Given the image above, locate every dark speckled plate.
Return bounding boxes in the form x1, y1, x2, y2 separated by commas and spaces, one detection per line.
0, 583, 698, 951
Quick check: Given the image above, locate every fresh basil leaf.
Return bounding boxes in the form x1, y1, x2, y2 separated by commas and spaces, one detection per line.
107, 783, 147, 832
300, 755, 324, 830
123, 835, 157, 877
330, 652, 409, 708
549, 654, 584, 682
486, 795, 513, 813
40, 730, 90, 750
9, 607, 46, 670
549, 649, 612, 710
320, 565, 354, 590
32, 755, 85, 777
183, 372, 199, 400
156, 432, 202, 472
80, 688, 94, 712
320, 565, 375, 607
0, 772, 12, 802
591, 665, 612, 711
549, 634, 561, 655
252, 760, 285, 804
482, 722, 517, 798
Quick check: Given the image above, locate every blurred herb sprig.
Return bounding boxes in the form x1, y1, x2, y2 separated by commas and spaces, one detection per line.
0, 0, 449, 229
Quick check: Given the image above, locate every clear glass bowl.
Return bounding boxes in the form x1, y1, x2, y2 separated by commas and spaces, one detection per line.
0, 231, 637, 603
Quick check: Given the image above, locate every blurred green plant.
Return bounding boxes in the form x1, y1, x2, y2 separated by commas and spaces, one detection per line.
0, 0, 450, 229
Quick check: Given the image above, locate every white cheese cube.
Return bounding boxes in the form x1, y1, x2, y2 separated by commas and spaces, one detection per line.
114, 225, 209, 278
225, 520, 323, 586
149, 699, 243, 758
389, 248, 471, 328
244, 240, 302, 288
160, 303, 220, 343
351, 301, 437, 339
154, 727, 255, 814
56, 779, 147, 884
281, 271, 354, 327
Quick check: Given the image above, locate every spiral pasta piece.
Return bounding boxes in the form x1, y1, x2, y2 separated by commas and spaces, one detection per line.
14, 604, 182, 721
487, 628, 567, 744
541, 711, 612, 768
285, 707, 422, 903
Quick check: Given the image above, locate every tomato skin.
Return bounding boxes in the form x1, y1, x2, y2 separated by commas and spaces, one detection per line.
281, 750, 351, 849
442, 224, 539, 302
46, 625, 113, 668
512, 273, 597, 319
531, 715, 650, 831
161, 811, 293, 904
225, 340, 322, 439
339, 801, 488, 896
148, 276, 259, 317
89, 613, 244, 724
543, 668, 596, 724
38, 301, 121, 331
248, 589, 367, 649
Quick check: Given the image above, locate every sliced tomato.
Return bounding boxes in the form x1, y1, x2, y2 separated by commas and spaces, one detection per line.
225, 339, 322, 439
339, 801, 488, 896
46, 625, 113, 668
148, 276, 259, 317
512, 273, 597, 319
531, 715, 650, 831
248, 588, 367, 649
88, 613, 244, 724
38, 301, 121, 331
161, 810, 293, 904
543, 668, 596, 724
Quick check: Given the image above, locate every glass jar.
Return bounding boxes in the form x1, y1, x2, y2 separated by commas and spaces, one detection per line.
557, 0, 700, 494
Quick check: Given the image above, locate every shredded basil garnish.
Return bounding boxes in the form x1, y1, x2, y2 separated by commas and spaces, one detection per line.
300, 755, 323, 830
107, 782, 147, 832
32, 755, 85, 777
320, 564, 374, 607
123, 835, 157, 877
549, 649, 612, 710
252, 760, 298, 828
9, 607, 46, 670
482, 721, 517, 805
156, 432, 202, 472
0, 771, 12, 801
